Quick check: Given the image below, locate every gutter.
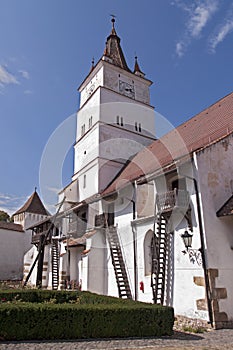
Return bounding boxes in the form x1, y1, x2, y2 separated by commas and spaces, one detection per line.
131, 182, 138, 301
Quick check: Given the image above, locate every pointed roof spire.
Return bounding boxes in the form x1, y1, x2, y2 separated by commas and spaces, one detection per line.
103, 41, 109, 57
89, 57, 95, 73
13, 189, 49, 216
110, 14, 117, 35
134, 55, 145, 77
102, 16, 130, 72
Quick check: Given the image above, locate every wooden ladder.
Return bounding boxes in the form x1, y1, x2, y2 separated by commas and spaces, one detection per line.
52, 239, 60, 290
151, 214, 168, 304
106, 226, 132, 299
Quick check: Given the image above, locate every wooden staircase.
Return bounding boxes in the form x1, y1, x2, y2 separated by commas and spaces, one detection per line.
151, 214, 168, 304
51, 239, 60, 290
106, 226, 132, 299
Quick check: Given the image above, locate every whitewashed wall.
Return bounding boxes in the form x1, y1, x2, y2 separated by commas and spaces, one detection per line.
0, 228, 27, 280
196, 134, 233, 323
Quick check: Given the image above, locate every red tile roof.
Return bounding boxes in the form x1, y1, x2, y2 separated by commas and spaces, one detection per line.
0, 221, 24, 232
13, 191, 48, 216
103, 92, 233, 196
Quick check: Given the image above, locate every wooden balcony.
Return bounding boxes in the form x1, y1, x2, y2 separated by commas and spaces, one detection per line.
156, 190, 190, 213
31, 231, 52, 245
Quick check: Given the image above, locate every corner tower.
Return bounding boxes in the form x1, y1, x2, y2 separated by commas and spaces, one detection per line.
73, 18, 156, 202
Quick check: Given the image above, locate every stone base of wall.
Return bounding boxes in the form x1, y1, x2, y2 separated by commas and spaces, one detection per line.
174, 315, 212, 332
213, 320, 233, 330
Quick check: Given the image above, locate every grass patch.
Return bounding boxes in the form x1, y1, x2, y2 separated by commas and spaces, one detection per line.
182, 325, 207, 333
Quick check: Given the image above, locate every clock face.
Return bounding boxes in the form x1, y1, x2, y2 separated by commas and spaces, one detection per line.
87, 83, 95, 96
119, 80, 135, 99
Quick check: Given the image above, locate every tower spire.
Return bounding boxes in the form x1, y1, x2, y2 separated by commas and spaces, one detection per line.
103, 41, 109, 56
89, 57, 95, 73
102, 15, 130, 71
134, 55, 145, 77
110, 14, 117, 35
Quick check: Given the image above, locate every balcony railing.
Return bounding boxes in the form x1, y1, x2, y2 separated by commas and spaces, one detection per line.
31, 231, 52, 244
156, 189, 190, 213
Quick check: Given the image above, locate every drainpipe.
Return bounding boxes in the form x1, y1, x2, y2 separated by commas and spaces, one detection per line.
179, 163, 213, 327
129, 182, 138, 301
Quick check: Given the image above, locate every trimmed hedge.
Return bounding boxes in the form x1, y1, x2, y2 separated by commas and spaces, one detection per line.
0, 289, 136, 304
0, 290, 174, 340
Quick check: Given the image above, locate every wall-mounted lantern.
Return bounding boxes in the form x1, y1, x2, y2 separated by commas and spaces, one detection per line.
181, 230, 202, 266
181, 230, 193, 249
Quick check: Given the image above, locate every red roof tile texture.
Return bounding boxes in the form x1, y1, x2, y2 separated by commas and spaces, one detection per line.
13, 191, 48, 216
103, 92, 233, 196
0, 221, 24, 232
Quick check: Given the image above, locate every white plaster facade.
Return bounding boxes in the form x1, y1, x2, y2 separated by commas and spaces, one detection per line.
23, 20, 233, 330
0, 226, 30, 280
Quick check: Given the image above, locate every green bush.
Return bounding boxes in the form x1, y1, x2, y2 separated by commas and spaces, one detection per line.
0, 289, 136, 304
0, 302, 174, 340
0, 290, 174, 340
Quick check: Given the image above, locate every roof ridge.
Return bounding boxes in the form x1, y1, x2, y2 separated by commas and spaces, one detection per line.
13, 190, 49, 216
101, 91, 233, 197
173, 91, 233, 131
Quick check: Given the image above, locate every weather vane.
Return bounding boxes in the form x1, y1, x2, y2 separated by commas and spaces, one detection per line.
110, 14, 116, 26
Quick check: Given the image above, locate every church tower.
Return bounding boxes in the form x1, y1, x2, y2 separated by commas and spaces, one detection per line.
13, 189, 49, 230
72, 18, 155, 202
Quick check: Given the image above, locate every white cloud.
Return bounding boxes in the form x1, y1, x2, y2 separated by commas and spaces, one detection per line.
47, 186, 61, 194
187, 1, 219, 38
0, 65, 19, 87
24, 89, 33, 95
0, 193, 27, 215
19, 70, 30, 79
209, 3, 233, 52
210, 20, 233, 52
173, 0, 219, 57
176, 41, 185, 57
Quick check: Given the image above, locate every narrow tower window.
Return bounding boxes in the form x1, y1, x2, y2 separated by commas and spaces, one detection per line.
139, 123, 142, 132
89, 116, 93, 128
120, 117, 123, 126
83, 174, 86, 188
116, 116, 120, 125
135, 122, 138, 131
81, 124, 85, 136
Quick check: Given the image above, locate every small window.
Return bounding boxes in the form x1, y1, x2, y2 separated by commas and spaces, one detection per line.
120, 117, 123, 126
144, 230, 154, 276
139, 123, 142, 132
116, 116, 120, 125
81, 124, 85, 135
135, 122, 138, 131
83, 174, 86, 188
89, 116, 93, 128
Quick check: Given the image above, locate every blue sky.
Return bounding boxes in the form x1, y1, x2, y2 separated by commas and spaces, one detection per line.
0, 0, 233, 214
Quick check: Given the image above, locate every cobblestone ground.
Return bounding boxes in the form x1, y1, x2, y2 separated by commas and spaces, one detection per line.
1, 329, 233, 350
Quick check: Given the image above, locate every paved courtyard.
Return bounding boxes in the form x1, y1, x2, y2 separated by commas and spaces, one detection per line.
1, 329, 233, 350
